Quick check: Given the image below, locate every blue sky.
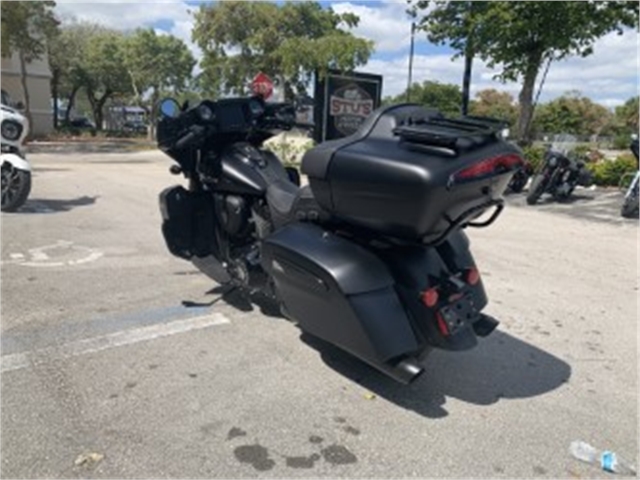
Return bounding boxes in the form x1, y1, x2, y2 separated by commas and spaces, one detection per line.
55, 0, 639, 108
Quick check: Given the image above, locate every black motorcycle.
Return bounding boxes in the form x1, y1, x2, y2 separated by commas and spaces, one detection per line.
155, 96, 524, 384
526, 136, 592, 205
620, 138, 639, 219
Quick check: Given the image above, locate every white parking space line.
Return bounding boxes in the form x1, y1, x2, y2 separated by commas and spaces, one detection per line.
1, 313, 230, 373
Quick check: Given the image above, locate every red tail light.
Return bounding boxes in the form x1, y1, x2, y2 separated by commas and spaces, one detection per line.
466, 267, 480, 285
436, 312, 449, 336
452, 153, 524, 183
421, 287, 439, 308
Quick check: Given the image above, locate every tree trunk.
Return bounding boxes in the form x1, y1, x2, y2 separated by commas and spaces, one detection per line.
64, 86, 79, 124
87, 89, 111, 131
18, 51, 34, 135
461, 45, 473, 116
516, 54, 543, 146
148, 89, 158, 141
52, 70, 59, 129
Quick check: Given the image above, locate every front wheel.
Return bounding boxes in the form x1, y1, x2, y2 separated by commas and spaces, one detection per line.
621, 189, 639, 219
526, 174, 546, 205
1, 164, 31, 212
508, 169, 529, 193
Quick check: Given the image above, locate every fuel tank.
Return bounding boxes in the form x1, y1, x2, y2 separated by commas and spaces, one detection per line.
213, 143, 291, 196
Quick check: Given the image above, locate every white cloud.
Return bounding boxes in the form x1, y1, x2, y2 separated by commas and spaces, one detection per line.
363, 29, 639, 106
331, 1, 414, 52
55, 0, 203, 64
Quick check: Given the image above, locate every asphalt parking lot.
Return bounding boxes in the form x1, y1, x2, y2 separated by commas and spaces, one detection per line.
1, 150, 637, 479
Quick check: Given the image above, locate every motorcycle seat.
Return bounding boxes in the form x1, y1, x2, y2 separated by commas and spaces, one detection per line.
266, 180, 330, 229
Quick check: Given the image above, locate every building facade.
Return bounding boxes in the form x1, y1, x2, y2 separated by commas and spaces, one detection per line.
1, 52, 53, 136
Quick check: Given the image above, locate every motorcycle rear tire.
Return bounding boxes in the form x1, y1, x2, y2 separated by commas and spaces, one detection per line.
508, 172, 528, 193
526, 175, 546, 205
1, 168, 31, 212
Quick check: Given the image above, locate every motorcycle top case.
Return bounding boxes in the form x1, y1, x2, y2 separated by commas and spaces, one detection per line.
301, 104, 523, 243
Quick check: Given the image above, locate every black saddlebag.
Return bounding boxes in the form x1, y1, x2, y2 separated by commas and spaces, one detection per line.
301, 104, 523, 244
261, 222, 423, 382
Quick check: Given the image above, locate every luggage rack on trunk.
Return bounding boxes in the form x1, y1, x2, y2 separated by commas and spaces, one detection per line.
393, 115, 508, 154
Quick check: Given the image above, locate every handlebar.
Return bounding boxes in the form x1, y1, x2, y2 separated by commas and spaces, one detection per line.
174, 125, 205, 150
157, 96, 303, 151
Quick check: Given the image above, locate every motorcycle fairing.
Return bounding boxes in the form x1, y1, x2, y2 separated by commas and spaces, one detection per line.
1, 152, 30, 172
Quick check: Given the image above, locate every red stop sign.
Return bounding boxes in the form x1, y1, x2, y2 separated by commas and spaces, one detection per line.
251, 72, 274, 100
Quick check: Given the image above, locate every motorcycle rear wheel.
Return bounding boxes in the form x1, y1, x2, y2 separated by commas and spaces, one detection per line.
621, 191, 639, 219
1, 165, 31, 212
526, 174, 546, 205
508, 171, 528, 193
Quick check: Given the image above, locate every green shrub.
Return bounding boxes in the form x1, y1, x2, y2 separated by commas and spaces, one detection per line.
265, 138, 315, 166
522, 144, 547, 172
613, 133, 634, 150
573, 144, 603, 163
587, 154, 637, 186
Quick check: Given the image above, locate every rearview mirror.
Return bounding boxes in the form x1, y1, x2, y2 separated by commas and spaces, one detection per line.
158, 98, 180, 119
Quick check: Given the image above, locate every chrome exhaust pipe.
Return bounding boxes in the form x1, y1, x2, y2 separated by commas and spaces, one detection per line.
376, 357, 424, 384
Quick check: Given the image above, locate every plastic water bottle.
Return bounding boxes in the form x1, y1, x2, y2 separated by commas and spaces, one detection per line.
570, 441, 636, 475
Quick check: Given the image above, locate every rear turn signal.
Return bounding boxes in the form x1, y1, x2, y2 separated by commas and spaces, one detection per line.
466, 267, 480, 285
436, 312, 449, 336
421, 287, 439, 308
453, 153, 524, 183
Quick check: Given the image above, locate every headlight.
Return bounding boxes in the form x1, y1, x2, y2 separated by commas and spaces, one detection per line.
197, 104, 214, 121
1, 120, 23, 141
548, 156, 558, 168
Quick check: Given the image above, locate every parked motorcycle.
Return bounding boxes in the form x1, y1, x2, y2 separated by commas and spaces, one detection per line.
1, 103, 31, 212
526, 135, 592, 205
155, 95, 524, 383
620, 138, 639, 219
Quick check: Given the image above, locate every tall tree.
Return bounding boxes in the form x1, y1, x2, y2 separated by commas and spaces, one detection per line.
1, 1, 59, 129
386, 81, 462, 117
48, 21, 105, 126
615, 96, 639, 132
82, 30, 132, 130
192, 1, 374, 100
533, 91, 614, 136
410, 1, 638, 145
123, 29, 195, 139
469, 89, 518, 125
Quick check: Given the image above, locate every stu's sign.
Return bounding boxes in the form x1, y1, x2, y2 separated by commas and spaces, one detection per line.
313, 70, 383, 142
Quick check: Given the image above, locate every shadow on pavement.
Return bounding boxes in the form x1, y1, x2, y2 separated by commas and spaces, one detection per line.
300, 330, 571, 418
181, 283, 570, 416
182, 285, 283, 319
20, 196, 98, 213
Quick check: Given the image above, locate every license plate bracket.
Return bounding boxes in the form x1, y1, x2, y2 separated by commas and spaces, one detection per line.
438, 294, 479, 335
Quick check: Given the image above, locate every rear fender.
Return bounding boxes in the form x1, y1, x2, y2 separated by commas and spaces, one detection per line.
379, 230, 489, 351
1, 153, 30, 172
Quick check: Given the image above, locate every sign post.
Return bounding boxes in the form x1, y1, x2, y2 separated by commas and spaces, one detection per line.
251, 72, 274, 100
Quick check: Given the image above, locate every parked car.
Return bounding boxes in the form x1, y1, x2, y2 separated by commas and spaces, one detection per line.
60, 116, 96, 131
123, 120, 148, 133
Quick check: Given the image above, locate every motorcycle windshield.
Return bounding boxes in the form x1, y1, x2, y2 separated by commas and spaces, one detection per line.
550, 134, 578, 157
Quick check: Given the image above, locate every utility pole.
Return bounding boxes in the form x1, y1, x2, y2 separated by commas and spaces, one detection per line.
406, 22, 416, 102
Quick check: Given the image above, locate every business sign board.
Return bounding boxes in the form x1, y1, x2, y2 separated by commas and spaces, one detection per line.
313, 70, 383, 143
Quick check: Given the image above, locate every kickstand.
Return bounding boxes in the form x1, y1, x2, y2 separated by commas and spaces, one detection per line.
181, 285, 237, 308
